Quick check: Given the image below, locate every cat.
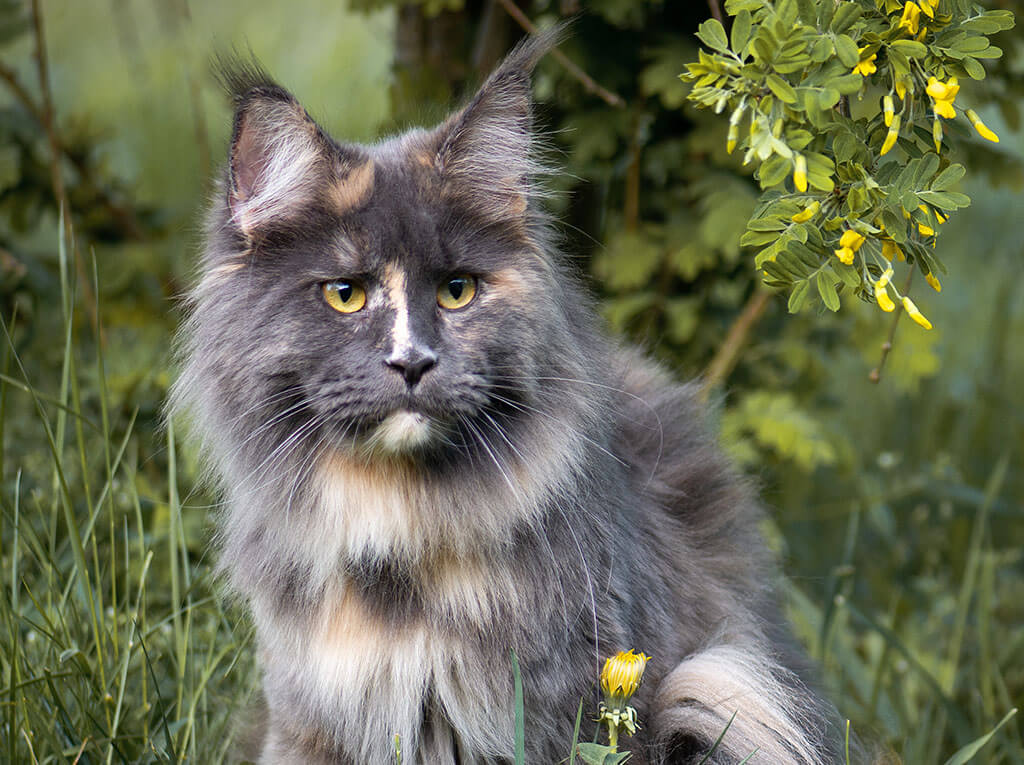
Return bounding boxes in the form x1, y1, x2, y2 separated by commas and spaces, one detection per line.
171, 30, 845, 765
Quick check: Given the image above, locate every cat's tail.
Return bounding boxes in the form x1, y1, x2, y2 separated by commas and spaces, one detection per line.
649, 643, 841, 764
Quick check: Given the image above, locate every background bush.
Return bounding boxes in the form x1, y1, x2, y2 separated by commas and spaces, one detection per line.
0, 0, 1021, 762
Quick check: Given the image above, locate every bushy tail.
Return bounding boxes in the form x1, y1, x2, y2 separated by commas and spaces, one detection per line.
650, 644, 838, 764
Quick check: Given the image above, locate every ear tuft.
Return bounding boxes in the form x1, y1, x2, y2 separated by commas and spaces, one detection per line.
434, 25, 566, 224
216, 55, 329, 235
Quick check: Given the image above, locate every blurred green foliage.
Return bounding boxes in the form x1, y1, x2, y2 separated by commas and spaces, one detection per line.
0, 0, 1022, 762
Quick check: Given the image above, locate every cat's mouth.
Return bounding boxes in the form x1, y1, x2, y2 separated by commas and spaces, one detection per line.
360, 409, 437, 455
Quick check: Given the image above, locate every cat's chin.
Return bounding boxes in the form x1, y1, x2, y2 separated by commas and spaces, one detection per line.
361, 410, 436, 456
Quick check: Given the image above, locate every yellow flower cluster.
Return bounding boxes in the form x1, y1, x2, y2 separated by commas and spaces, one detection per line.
873, 267, 934, 329
834, 229, 865, 265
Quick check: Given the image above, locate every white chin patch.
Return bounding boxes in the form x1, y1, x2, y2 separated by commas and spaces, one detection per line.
369, 411, 434, 454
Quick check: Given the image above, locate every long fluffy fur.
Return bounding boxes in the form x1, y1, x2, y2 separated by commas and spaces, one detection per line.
171, 32, 845, 765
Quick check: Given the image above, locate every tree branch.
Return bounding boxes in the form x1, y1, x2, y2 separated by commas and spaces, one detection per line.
701, 287, 772, 397
869, 270, 914, 383
494, 0, 626, 108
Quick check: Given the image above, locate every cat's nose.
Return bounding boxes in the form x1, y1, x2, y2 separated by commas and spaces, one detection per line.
385, 345, 438, 387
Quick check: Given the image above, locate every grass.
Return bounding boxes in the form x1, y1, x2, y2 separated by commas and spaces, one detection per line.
1, 232, 1019, 764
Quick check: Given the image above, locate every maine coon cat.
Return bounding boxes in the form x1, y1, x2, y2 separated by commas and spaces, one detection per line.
171, 31, 843, 764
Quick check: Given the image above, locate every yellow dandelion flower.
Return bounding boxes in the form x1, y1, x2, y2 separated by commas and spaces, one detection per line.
927, 76, 959, 119
854, 49, 878, 76
966, 109, 1000, 143
791, 201, 820, 223
601, 650, 650, 709
898, 2, 922, 35
793, 154, 808, 192
925, 272, 942, 292
903, 297, 933, 329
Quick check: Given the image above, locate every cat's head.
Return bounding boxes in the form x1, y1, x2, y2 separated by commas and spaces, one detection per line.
175, 30, 605, 485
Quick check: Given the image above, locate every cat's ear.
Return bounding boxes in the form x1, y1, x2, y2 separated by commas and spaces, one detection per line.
218, 60, 332, 235
433, 28, 562, 224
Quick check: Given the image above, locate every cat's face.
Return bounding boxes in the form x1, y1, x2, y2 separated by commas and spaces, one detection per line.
187, 49, 584, 470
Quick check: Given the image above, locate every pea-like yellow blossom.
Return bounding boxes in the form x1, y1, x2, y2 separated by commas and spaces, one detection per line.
898, 2, 922, 35
875, 282, 896, 312
601, 650, 650, 709
933, 116, 944, 153
925, 272, 942, 292
727, 123, 739, 154
881, 115, 901, 156
834, 229, 865, 265
793, 154, 808, 192
966, 109, 1000, 143
877, 267, 894, 289
903, 297, 933, 329
791, 201, 820, 223
854, 49, 877, 76
840, 230, 865, 251
881, 240, 905, 262
883, 95, 895, 127
919, 0, 938, 19
927, 76, 959, 119
895, 77, 908, 100
918, 222, 935, 236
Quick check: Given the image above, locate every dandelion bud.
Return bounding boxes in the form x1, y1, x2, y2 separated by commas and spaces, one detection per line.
601, 650, 650, 709
925, 272, 941, 292
883, 95, 895, 127
966, 109, 1000, 143
791, 201, 820, 223
903, 297, 933, 329
793, 154, 808, 192
881, 115, 901, 156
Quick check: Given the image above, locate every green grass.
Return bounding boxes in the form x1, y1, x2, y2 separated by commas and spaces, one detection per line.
1, 234, 257, 763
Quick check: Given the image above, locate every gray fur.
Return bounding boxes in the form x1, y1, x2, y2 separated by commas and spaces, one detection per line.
171, 31, 845, 764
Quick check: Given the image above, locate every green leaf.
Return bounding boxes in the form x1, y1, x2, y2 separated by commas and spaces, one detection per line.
917, 190, 971, 209
931, 164, 966, 191
962, 57, 986, 79
942, 709, 1018, 765
831, 73, 864, 95
766, 74, 797, 103
697, 18, 729, 52
817, 87, 841, 110
890, 40, 928, 58
829, 2, 861, 34
758, 155, 791, 188
576, 743, 632, 765
731, 10, 752, 54
833, 35, 859, 68
816, 270, 841, 311
787, 279, 810, 313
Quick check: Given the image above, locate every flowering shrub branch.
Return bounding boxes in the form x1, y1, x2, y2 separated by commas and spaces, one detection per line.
683, 0, 1014, 329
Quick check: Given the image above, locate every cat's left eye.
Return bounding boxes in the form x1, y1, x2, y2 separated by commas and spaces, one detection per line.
437, 275, 477, 310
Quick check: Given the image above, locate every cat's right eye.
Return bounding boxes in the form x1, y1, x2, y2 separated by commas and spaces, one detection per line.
322, 280, 367, 314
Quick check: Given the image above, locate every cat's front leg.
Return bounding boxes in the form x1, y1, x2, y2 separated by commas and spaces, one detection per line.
649, 644, 834, 765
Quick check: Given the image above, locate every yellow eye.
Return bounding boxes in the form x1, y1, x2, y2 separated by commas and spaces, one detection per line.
437, 275, 477, 310
322, 281, 366, 314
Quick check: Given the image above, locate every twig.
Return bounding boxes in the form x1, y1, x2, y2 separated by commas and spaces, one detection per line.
869, 270, 914, 383
495, 0, 626, 108
707, 0, 725, 24
701, 287, 772, 397
0, 60, 146, 241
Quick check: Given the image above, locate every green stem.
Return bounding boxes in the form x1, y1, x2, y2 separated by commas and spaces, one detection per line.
607, 721, 619, 752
